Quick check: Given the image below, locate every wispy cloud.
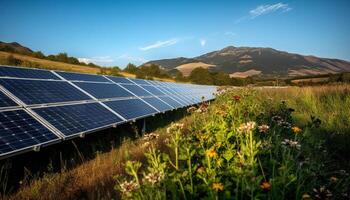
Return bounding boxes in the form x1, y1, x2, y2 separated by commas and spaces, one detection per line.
116, 54, 148, 64
139, 38, 179, 51
200, 39, 206, 47
78, 56, 114, 65
235, 2, 291, 23
249, 3, 291, 18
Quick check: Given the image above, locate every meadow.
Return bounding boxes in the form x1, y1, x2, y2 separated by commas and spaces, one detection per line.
2, 84, 350, 200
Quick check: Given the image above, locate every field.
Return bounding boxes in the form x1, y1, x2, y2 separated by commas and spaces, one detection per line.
2, 84, 350, 199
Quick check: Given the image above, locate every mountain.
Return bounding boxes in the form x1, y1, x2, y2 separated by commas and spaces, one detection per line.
0, 41, 33, 55
144, 46, 350, 77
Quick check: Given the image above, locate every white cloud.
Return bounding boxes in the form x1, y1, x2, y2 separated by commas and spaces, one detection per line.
116, 54, 148, 64
78, 56, 114, 65
200, 39, 206, 47
249, 3, 291, 18
139, 38, 179, 51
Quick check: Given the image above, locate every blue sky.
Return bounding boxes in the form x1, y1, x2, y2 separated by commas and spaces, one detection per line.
1, 0, 349, 67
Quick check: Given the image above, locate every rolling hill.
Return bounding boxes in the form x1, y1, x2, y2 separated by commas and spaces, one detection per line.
144, 46, 350, 77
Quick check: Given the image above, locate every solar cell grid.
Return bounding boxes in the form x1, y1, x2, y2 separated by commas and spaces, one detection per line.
74, 82, 135, 99
107, 76, 133, 84
142, 97, 173, 112
56, 71, 110, 82
140, 85, 166, 96
0, 79, 92, 105
33, 103, 123, 137
0, 109, 59, 155
0, 90, 18, 108
104, 99, 158, 120
121, 84, 153, 97
0, 66, 59, 80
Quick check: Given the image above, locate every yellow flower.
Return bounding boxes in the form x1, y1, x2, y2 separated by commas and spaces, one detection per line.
260, 181, 271, 191
292, 126, 302, 134
212, 182, 224, 191
330, 176, 338, 183
302, 193, 311, 199
206, 149, 217, 158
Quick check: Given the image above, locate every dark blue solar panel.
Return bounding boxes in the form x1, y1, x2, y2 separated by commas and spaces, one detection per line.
0, 90, 18, 108
74, 82, 135, 99
129, 78, 150, 85
33, 103, 123, 137
121, 84, 153, 97
56, 71, 109, 82
0, 66, 59, 80
140, 85, 166, 96
158, 96, 183, 108
107, 76, 133, 84
0, 109, 59, 156
104, 99, 158, 120
0, 79, 92, 105
142, 97, 173, 112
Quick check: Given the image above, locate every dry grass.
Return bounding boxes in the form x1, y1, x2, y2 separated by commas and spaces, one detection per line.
176, 62, 215, 76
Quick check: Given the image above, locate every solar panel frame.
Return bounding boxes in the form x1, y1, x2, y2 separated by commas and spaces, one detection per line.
0, 89, 19, 109
141, 97, 174, 112
105, 76, 134, 84
0, 78, 93, 106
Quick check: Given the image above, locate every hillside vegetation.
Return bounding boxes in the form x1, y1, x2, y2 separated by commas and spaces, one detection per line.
4, 84, 350, 200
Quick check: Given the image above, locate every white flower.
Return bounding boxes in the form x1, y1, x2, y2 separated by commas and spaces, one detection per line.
119, 180, 139, 194
281, 139, 301, 150
238, 121, 256, 133
143, 171, 164, 185
258, 124, 270, 133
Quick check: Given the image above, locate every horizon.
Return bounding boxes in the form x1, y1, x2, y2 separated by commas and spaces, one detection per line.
1, 0, 349, 67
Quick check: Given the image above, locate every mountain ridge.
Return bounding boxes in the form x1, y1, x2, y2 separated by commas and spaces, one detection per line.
144, 46, 350, 77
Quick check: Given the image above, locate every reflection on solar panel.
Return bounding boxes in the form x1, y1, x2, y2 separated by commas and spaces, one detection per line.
121, 84, 153, 97
0, 90, 18, 108
107, 76, 133, 84
74, 82, 135, 99
104, 99, 158, 120
0, 109, 59, 156
142, 97, 173, 112
0, 65, 217, 158
0, 66, 59, 80
0, 79, 92, 105
56, 71, 110, 82
33, 103, 123, 137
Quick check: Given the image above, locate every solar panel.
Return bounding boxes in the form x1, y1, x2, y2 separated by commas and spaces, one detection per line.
74, 82, 135, 99
142, 97, 173, 112
121, 84, 153, 97
0, 79, 92, 105
0, 109, 59, 156
106, 76, 133, 84
32, 103, 123, 137
56, 71, 110, 82
0, 90, 18, 108
104, 99, 158, 120
129, 78, 150, 85
0, 66, 60, 80
158, 96, 183, 108
140, 85, 166, 96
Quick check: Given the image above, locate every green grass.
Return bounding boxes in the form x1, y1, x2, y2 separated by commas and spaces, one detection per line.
3, 84, 350, 200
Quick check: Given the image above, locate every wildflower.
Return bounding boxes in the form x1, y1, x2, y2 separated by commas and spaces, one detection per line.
119, 180, 139, 194
142, 132, 159, 141
197, 166, 206, 174
232, 95, 241, 102
260, 181, 271, 191
281, 139, 301, 150
258, 124, 270, 133
313, 186, 332, 199
238, 121, 256, 133
142, 141, 150, 148
330, 176, 338, 183
143, 171, 164, 185
206, 149, 217, 158
302, 193, 311, 199
292, 126, 302, 134
187, 106, 196, 113
212, 182, 224, 191
167, 123, 184, 133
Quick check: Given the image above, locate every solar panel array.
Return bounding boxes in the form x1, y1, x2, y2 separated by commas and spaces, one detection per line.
0, 65, 216, 158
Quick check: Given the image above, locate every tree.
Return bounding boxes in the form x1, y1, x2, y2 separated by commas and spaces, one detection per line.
188, 68, 213, 85
124, 63, 139, 74
212, 72, 231, 85
32, 51, 45, 59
